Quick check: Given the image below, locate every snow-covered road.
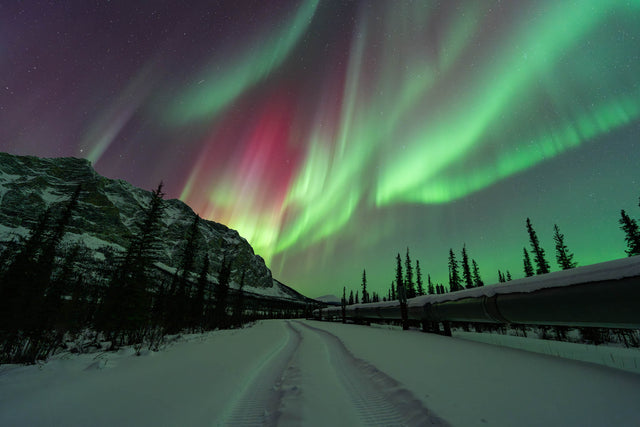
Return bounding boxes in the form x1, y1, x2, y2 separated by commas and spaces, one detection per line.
220, 321, 445, 426
1, 319, 640, 426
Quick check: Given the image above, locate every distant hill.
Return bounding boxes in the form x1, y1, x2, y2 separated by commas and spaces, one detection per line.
315, 294, 341, 305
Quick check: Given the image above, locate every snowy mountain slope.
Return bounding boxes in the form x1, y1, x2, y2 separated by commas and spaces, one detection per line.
0, 152, 306, 301
1, 319, 639, 426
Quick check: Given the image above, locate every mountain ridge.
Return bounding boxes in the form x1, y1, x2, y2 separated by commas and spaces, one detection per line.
0, 151, 309, 302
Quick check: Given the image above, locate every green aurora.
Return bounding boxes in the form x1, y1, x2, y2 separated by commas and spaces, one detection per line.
2, 0, 639, 297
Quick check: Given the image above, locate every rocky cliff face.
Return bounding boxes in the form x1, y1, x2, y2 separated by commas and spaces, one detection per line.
0, 152, 280, 294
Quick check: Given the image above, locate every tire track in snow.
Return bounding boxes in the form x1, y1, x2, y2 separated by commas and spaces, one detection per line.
219, 321, 302, 426
295, 321, 449, 426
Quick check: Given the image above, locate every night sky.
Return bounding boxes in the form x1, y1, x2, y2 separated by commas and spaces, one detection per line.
2, 1, 639, 298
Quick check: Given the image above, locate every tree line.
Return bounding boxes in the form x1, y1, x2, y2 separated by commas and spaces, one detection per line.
341, 191, 640, 306
0, 183, 308, 364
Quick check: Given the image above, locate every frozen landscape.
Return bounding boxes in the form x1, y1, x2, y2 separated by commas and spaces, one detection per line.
2, 319, 640, 426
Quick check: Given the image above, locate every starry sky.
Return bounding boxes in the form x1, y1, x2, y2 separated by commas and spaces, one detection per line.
2, 0, 639, 298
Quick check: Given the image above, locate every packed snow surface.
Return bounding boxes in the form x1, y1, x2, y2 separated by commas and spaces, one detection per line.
1, 320, 640, 426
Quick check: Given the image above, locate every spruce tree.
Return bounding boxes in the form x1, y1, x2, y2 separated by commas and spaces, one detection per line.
212, 257, 232, 329
523, 247, 534, 277
461, 244, 473, 289
349, 290, 354, 305
1, 186, 81, 362
355, 291, 359, 304
232, 270, 246, 328
191, 253, 209, 330
395, 253, 408, 330
98, 182, 165, 347
471, 259, 484, 287
41, 244, 81, 333
448, 249, 461, 291
36, 185, 81, 289
498, 270, 505, 283
361, 269, 368, 303
341, 287, 346, 323
1, 208, 51, 346
553, 224, 577, 269
619, 210, 640, 256
168, 213, 201, 332
32, 186, 82, 333
405, 248, 415, 298
506, 271, 512, 281
526, 218, 550, 274
395, 254, 404, 299
391, 281, 396, 301
415, 260, 424, 296
427, 274, 435, 294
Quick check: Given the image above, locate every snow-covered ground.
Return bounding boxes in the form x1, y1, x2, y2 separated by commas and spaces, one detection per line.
1, 320, 639, 426
452, 329, 640, 374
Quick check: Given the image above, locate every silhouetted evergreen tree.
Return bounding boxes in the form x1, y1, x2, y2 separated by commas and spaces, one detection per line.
471, 259, 484, 287
355, 291, 359, 304
341, 287, 346, 323
395, 255, 404, 299
395, 253, 408, 330
232, 270, 245, 328
42, 244, 82, 330
37, 185, 81, 288
526, 218, 550, 274
523, 247, 534, 277
361, 269, 368, 303
65, 271, 92, 336
348, 290, 354, 305
498, 270, 505, 283
415, 260, 424, 296
506, 271, 512, 281
30, 186, 82, 344
448, 249, 461, 291
190, 253, 209, 331
619, 209, 640, 256
405, 248, 415, 298
212, 257, 232, 329
1, 185, 81, 362
391, 281, 396, 300
427, 274, 435, 294
0, 208, 51, 353
461, 244, 473, 289
97, 183, 165, 348
167, 213, 201, 332
553, 224, 577, 269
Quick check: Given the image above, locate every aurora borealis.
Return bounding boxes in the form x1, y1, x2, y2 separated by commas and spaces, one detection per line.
1, 1, 639, 297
